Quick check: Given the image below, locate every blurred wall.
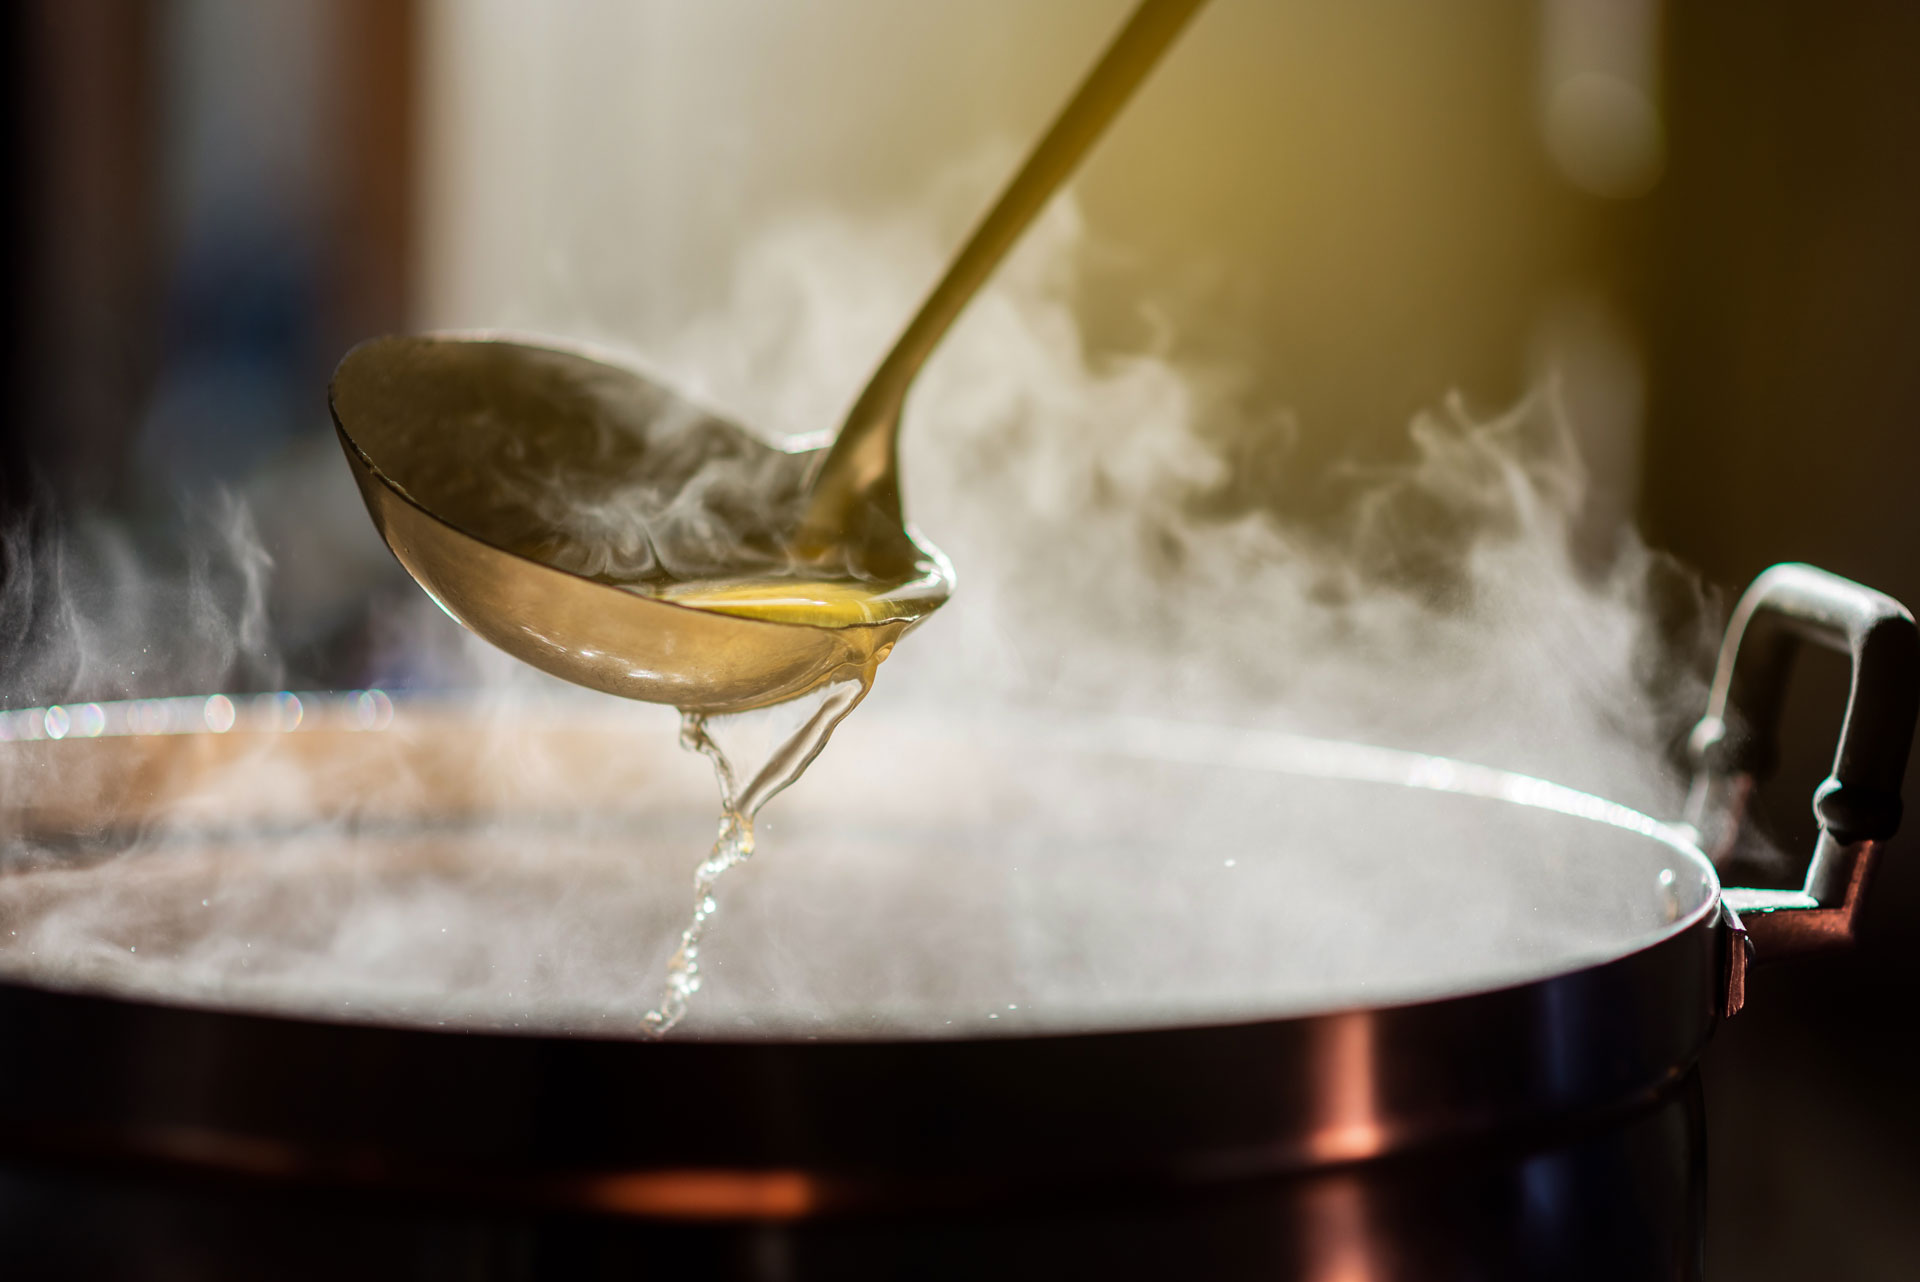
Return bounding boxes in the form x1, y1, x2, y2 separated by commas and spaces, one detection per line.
1644, 5, 1920, 1278
3, 0, 159, 509
0, 0, 417, 685
2, 0, 414, 499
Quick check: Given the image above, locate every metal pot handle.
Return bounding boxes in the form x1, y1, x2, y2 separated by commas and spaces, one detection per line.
1685, 563, 1918, 980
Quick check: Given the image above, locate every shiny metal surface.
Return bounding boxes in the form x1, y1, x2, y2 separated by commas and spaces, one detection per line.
0, 1075, 1707, 1281
329, 0, 1207, 713
331, 356, 906, 714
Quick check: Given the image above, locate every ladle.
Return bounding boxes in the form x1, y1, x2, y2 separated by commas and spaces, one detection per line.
330, 0, 1205, 714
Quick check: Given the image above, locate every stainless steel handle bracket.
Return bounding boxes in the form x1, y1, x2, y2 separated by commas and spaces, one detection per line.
1685, 564, 1917, 1008
1720, 903, 1753, 1019
1721, 836, 1879, 956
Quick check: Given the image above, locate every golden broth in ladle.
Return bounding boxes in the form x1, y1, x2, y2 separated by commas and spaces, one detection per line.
640, 570, 950, 628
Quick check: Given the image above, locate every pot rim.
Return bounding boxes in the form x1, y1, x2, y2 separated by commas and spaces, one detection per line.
0, 689, 1723, 1042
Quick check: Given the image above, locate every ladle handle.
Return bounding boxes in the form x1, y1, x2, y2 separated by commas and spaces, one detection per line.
803, 0, 1208, 545
1687, 563, 1919, 963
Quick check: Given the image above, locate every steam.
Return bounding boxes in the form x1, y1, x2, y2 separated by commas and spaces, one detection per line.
0, 174, 1729, 1036
353, 346, 815, 588
512, 417, 808, 586
655, 188, 1717, 815
0, 490, 284, 709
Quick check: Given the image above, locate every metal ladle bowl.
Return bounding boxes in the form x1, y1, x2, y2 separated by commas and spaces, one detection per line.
330, 335, 923, 713
330, 0, 1204, 715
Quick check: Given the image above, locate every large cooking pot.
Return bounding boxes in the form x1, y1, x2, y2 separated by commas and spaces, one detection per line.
0, 563, 1910, 1281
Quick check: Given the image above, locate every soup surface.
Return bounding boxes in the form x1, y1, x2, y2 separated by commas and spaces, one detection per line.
0, 694, 1714, 1038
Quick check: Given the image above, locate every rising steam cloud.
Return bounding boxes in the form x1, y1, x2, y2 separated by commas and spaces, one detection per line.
0, 491, 283, 710
653, 182, 1718, 816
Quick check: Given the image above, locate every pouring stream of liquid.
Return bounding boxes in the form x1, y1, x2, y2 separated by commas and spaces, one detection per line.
640, 670, 879, 1036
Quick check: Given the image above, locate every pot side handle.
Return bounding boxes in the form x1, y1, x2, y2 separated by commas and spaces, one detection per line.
1685, 562, 1919, 963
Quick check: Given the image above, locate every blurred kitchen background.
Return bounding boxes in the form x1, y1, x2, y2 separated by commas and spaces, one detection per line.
2, 1, 1916, 1275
